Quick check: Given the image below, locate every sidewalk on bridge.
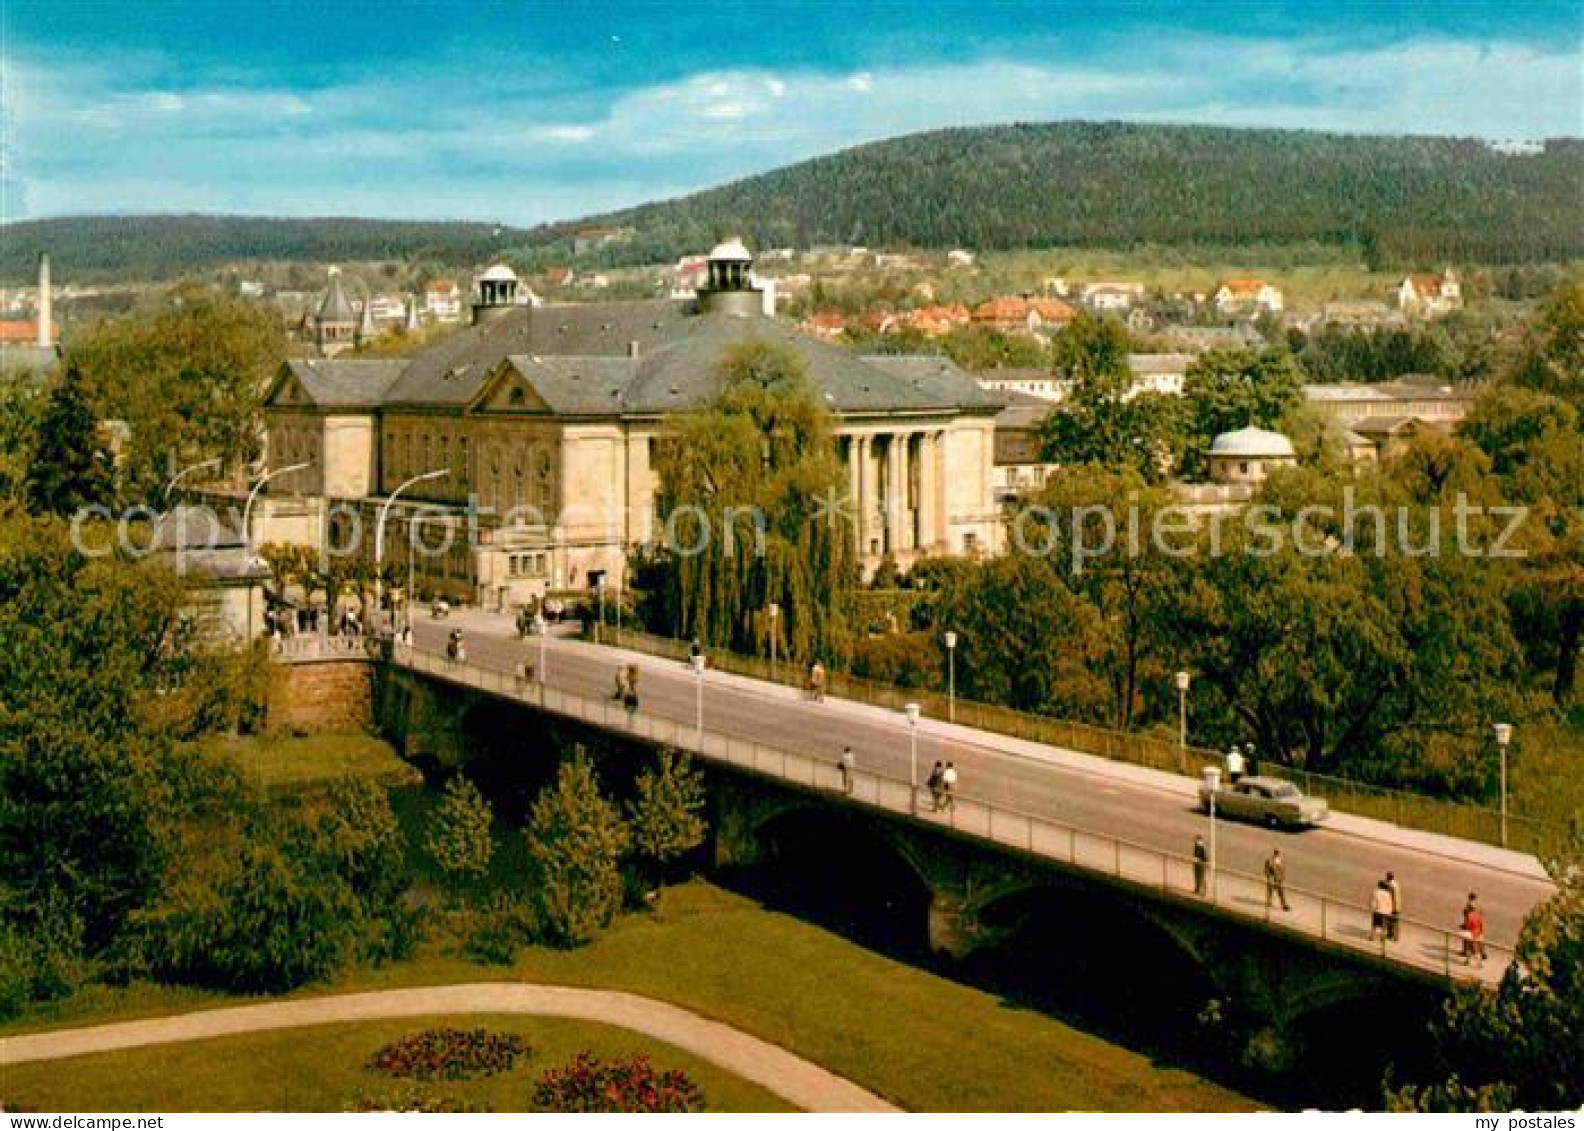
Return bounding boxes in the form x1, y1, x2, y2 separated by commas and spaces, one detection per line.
450, 609, 1551, 886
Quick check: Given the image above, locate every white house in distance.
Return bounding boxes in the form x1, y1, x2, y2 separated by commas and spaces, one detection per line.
1081, 281, 1145, 312
1213, 278, 1284, 317
425, 279, 463, 323
1396, 269, 1462, 319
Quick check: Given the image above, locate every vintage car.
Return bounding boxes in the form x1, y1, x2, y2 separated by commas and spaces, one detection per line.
1198, 775, 1329, 830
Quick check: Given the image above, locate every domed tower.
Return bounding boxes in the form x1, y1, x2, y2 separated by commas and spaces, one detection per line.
696, 238, 765, 317
472, 263, 520, 324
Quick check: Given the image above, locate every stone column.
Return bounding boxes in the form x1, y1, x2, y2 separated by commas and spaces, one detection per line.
886, 433, 906, 554
845, 436, 861, 555
857, 435, 876, 560
918, 432, 936, 552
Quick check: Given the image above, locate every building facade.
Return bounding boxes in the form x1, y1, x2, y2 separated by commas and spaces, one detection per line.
259, 245, 1003, 609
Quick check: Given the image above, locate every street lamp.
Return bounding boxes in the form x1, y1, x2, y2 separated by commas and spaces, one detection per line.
535, 612, 548, 688
163, 457, 221, 505
243, 460, 313, 642
1494, 722, 1513, 847
1174, 671, 1191, 773
767, 602, 780, 683
905, 702, 921, 814
1201, 764, 1221, 901
944, 631, 958, 722
378, 469, 450, 639
693, 653, 706, 748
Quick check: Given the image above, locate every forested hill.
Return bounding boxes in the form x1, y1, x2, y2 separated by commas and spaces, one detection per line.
542, 123, 1583, 267
4, 122, 1580, 281
0, 215, 525, 283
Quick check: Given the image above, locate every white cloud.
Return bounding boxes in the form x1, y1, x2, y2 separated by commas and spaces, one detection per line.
3, 34, 1578, 225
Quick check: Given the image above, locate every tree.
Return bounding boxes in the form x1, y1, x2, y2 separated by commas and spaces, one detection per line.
931, 554, 1110, 720
66, 283, 287, 501
426, 774, 495, 882
628, 749, 707, 879
524, 751, 630, 947
1508, 282, 1584, 410
652, 340, 855, 663
0, 373, 44, 513
1461, 386, 1584, 705
1039, 313, 1180, 481
24, 362, 114, 517
1179, 349, 1305, 479
1388, 854, 1583, 1111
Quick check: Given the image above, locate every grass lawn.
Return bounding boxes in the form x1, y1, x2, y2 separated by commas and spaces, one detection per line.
1509, 713, 1584, 848
1, 882, 1253, 1112
199, 732, 421, 793
1, 1013, 790, 1113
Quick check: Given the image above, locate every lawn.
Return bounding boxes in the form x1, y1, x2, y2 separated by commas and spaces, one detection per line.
1, 1013, 790, 1113
1, 882, 1254, 1112
1508, 713, 1584, 851
199, 732, 422, 793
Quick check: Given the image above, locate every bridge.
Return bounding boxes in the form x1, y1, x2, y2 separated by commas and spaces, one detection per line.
377, 610, 1553, 1001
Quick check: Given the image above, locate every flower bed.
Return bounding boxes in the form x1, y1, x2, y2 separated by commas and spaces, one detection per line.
532, 1051, 705, 1112
367, 1027, 530, 1081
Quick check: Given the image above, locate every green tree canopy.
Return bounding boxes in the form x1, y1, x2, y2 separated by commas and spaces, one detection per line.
628, 749, 707, 878
524, 751, 630, 947
66, 283, 287, 502
1179, 348, 1305, 479
24, 362, 114, 518
652, 340, 855, 663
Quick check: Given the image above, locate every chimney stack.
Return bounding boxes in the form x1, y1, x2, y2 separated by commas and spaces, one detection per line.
36, 254, 52, 350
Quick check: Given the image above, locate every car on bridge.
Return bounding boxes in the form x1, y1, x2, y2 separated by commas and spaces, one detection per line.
1199, 775, 1329, 830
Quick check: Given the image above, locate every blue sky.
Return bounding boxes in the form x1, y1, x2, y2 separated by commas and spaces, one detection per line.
2, 1, 1580, 224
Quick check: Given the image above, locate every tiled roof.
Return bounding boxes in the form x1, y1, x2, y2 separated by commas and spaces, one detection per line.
315, 275, 358, 323
280, 359, 409, 407
0, 319, 57, 343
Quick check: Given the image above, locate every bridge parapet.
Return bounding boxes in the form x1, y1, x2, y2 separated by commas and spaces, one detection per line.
390, 644, 1509, 988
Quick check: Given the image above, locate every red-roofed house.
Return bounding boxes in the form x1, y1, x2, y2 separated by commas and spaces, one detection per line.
971, 296, 1076, 335
1212, 279, 1284, 316
1396, 269, 1462, 318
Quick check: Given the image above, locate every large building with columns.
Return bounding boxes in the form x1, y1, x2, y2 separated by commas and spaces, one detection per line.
259, 242, 1003, 608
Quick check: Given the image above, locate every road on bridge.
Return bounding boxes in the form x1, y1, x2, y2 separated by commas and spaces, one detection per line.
411, 612, 1554, 972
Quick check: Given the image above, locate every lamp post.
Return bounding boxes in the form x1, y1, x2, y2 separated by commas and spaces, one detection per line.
162, 457, 221, 505
767, 602, 780, 683
536, 612, 548, 687
693, 653, 706, 748
378, 469, 450, 639
1494, 722, 1513, 848
243, 460, 312, 643
905, 702, 921, 814
944, 631, 958, 722
1202, 764, 1221, 901
1174, 670, 1191, 773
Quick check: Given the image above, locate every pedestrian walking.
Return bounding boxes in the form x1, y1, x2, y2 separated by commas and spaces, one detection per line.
1226, 745, 1246, 784
622, 664, 640, 715
613, 663, 628, 701
689, 637, 703, 664
941, 761, 958, 811
1192, 834, 1209, 896
927, 761, 945, 811
809, 661, 827, 703
1264, 848, 1291, 911
838, 745, 855, 794
1461, 893, 1485, 965
1385, 871, 1402, 942
1371, 880, 1394, 941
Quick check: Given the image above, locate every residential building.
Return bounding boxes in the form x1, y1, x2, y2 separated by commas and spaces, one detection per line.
970, 295, 1076, 336
1213, 279, 1284, 316
425, 279, 463, 323
1081, 281, 1144, 312
1396, 269, 1462, 319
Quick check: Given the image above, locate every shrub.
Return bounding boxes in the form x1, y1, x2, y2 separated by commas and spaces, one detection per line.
0, 927, 30, 1021
532, 1052, 705, 1113
463, 892, 534, 966
524, 752, 630, 947
425, 774, 494, 881
627, 749, 706, 877
367, 1027, 530, 1082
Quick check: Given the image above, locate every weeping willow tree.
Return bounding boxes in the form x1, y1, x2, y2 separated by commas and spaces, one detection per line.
652, 340, 855, 664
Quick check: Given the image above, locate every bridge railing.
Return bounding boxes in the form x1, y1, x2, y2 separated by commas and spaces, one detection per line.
394, 645, 1513, 987
591, 626, 1570, 858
